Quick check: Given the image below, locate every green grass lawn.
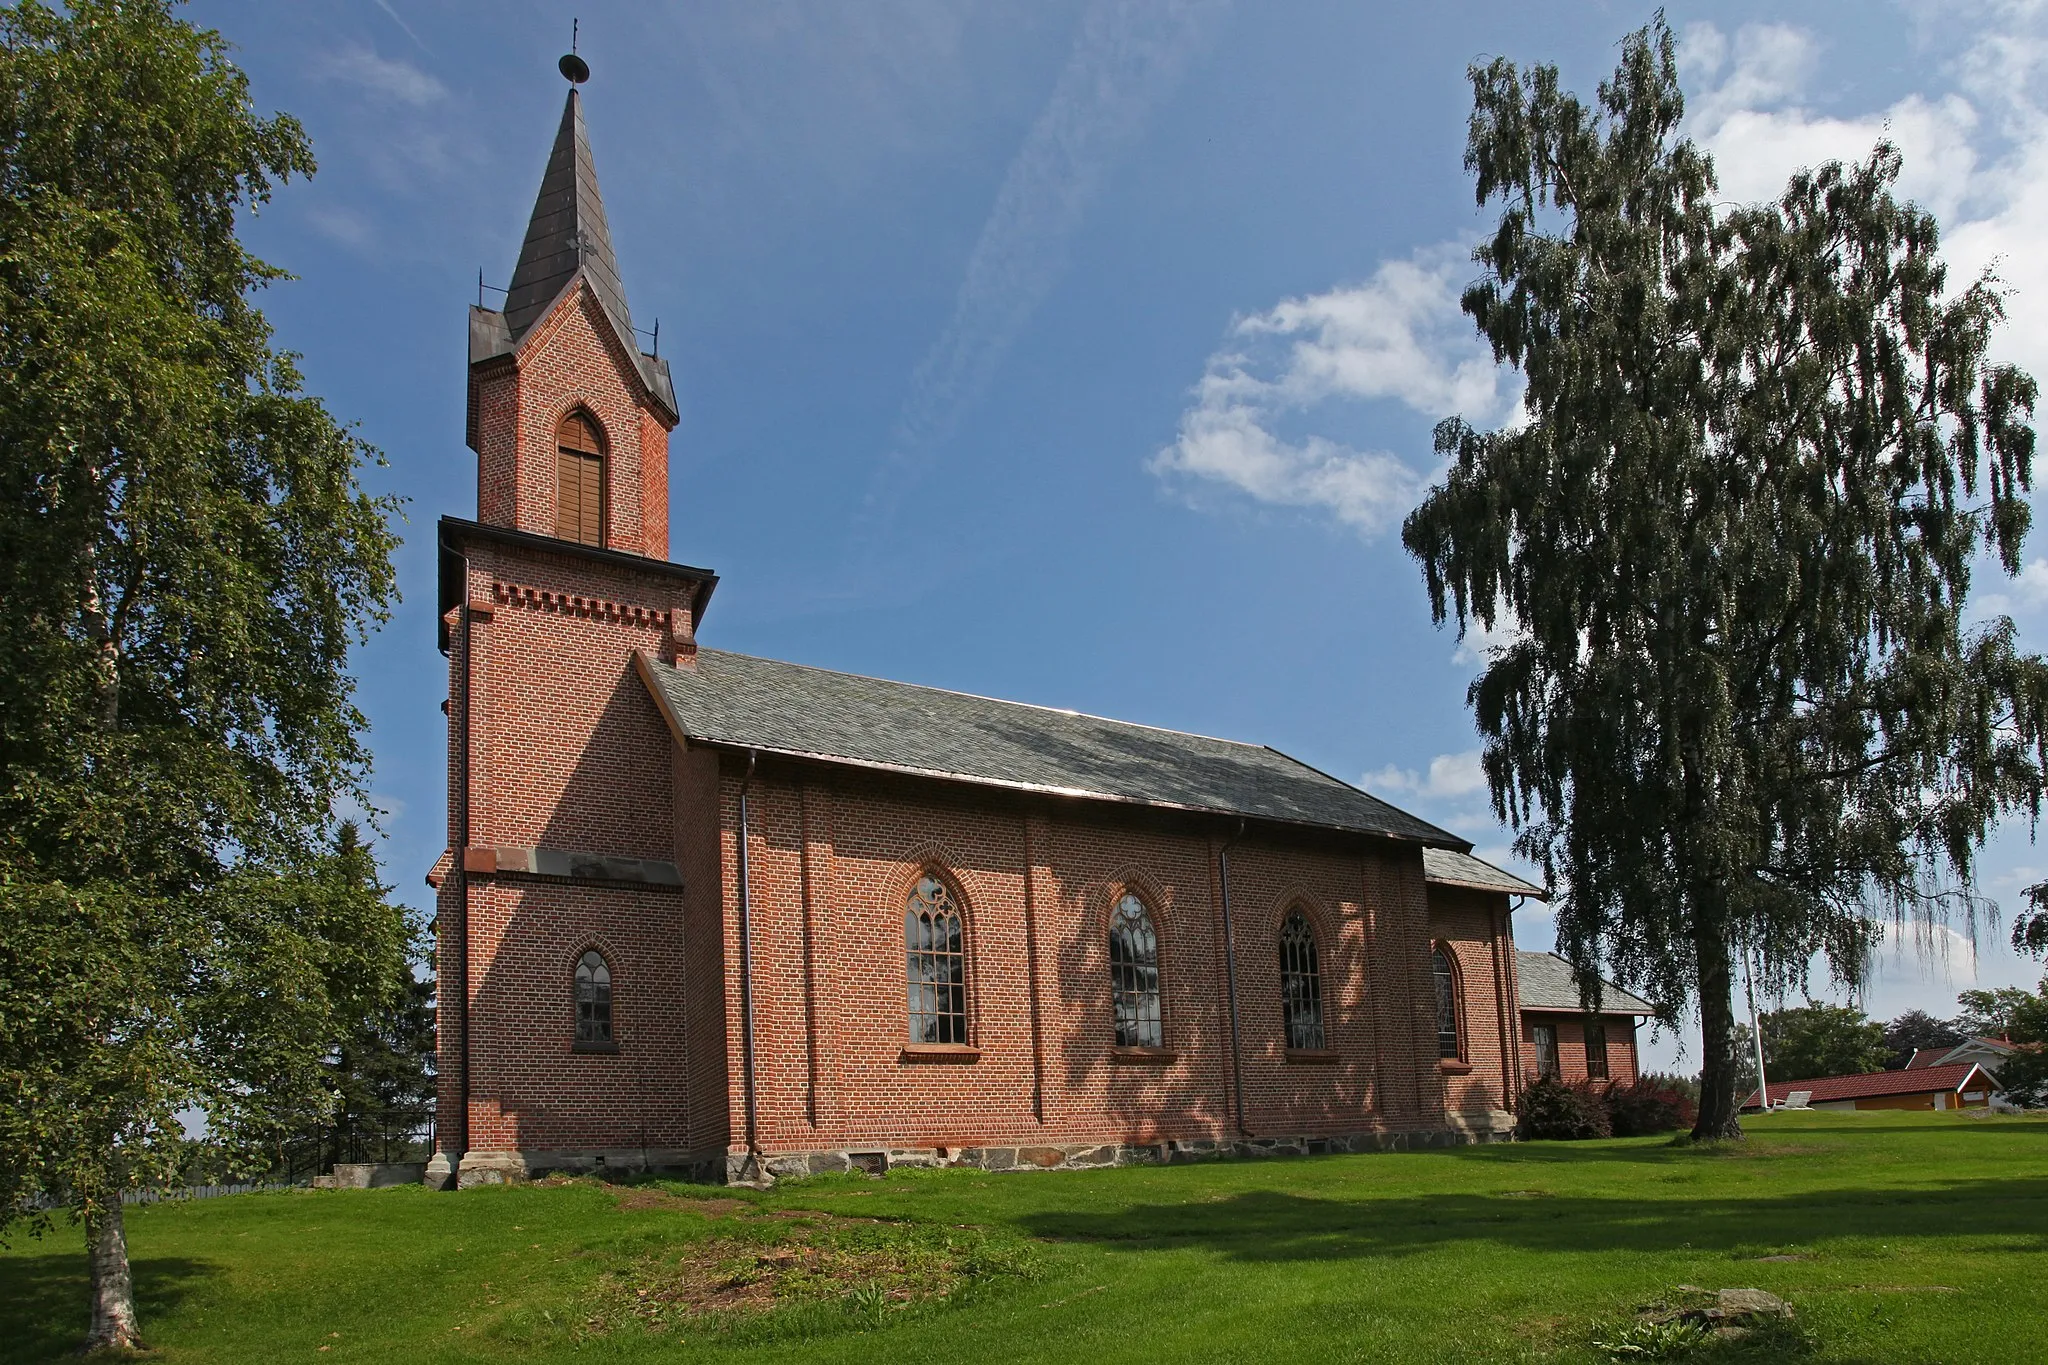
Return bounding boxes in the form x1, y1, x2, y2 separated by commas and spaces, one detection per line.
6, 1111, 2044, 1363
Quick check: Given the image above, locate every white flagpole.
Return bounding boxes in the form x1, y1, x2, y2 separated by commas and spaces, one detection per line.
1744, 940, 1770, 1111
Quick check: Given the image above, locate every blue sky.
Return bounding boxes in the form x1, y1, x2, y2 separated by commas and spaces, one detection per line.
193, 1, 2048, 1071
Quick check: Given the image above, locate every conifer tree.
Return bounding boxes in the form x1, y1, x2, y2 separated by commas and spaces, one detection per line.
1404, 18, 2047, 1138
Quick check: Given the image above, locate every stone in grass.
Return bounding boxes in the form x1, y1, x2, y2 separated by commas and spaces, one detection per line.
1709, 1288, 1793, 1320
1639, 1287, 1793, 1341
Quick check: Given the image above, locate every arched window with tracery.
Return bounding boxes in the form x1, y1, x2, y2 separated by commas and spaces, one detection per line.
1109, 892, 1162, 1047
1431, 945, 1463, 1060
555, 410, 606, 546
1278, 910, 1324, 1050
574, 949, 613, 1047
905, 875, 966, 1044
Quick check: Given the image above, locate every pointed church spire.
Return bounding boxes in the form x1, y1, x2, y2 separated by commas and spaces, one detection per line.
502, 85, 636, 348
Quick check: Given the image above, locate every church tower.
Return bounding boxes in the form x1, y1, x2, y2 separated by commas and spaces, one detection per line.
429, 54, 725, 1189
466, 66, 677, 556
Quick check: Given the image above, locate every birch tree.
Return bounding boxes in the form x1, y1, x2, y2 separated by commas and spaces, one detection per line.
0, 1, 403, 1346
1403, 18, 2047, 1138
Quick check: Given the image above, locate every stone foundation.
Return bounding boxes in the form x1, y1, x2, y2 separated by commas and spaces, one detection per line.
313, 1162, 427, 1189
436, 1113, 1517, 1190
729, 1113, 1518, 1185
446, 1146, 724, 1189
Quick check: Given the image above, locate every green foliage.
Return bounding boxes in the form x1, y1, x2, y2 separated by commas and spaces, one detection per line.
1882, 1009, 1965, 1068
1996, 1048, 2048, 1108
1727, 1024, 1761, 1096
2014, 883, 2048, 957
1402, 17, 2047, 1139
0, 829, 416, 1228
1520, 1077, 1613, 1139
1593, 1316, 1712, 1359
1605, 1078, 1697, 1136
0, 0, 404, 1341
1955, 982, 2048, 1044
1759, 1005, 1889, 1083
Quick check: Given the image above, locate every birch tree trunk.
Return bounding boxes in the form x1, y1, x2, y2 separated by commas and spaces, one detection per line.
81, 498, 143, 1343
1692, 919, 1746, 1139
85, 1201, 142, 1352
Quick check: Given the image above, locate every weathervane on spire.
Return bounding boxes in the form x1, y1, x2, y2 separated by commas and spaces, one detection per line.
559, 18, 589, 85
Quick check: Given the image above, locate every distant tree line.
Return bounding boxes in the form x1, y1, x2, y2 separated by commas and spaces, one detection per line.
1721, 978, 2048, 1105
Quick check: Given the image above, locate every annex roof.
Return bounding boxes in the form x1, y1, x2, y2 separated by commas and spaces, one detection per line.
636, 648, 1462, 844
1423, 847, 1546, 899
1742, 1061, 1996, 1110
1514, 950, 1657, 1015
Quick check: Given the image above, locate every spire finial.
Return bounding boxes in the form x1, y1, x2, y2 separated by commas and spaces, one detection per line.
559, 19, 588, 84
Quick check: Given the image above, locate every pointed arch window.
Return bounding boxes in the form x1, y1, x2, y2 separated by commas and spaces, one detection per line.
1109, 892, 1162, 1048
1432, 945, 1463, 1060
574, 949, 613, 1048
1279, 910, 1324, 1050
555, 411, 606, 546
905, 875, 967, 1044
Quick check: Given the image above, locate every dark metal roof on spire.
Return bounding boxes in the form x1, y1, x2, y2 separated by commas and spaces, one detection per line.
504, 87, 632, 344
474, 67, 677, 419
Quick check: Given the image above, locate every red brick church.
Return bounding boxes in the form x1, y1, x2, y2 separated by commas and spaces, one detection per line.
426, 66, 1563, 1189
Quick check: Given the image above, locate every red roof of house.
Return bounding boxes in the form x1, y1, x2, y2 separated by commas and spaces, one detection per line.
1905, 1038, 2015, 1069
1742, 1062, 1992, 1109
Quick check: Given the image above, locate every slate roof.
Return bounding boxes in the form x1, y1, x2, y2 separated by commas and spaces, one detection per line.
474, 86, 676, 416
1422, 847, 1546, 898
505, 89, 633, 344
638, 649, 1461, 844
1741, 1061, 1996, 1110
1514, 950, 1657, 1015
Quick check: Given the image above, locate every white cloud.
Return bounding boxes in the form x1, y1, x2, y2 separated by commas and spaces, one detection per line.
1683, 14, 2048, 380
315, 47, 447, 107
1150, 246, 1514, 537
1366, 748, 1486, 802
1450, 611, 1526, 666
305, 205, 374, 247
1972, 557, 2048, 620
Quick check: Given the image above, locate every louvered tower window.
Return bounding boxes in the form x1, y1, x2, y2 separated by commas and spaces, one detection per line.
555, 411, 606, 546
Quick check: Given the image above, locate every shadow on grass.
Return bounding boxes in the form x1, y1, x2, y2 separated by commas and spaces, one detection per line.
1016, 1175, 2048, 1262
0, 1253, 213, 1363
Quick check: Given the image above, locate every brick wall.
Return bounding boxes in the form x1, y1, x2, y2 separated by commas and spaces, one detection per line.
1425, 886, 1522, 1116
468, 282, 674, 557
711, 762, 1518, 1161
1521, 1014, 1641, 1085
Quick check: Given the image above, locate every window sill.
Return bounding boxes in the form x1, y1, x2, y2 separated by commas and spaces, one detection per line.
1110, 1046, 1179, 1065
1284, 1048, 1340, 1064
901, 1043, 981, 1062
1438, 1059, 1473, 1075
572, 1041, 620, 1055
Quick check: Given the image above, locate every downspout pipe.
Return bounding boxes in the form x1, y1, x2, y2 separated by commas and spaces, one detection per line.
737, 749, 761, 1158
441, 530, 473, 1177
1218, 819, 1249, 1137
1502, 894, 1523, 1112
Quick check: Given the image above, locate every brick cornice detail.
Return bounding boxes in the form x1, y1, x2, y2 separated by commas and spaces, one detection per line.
494, 580, 676, 630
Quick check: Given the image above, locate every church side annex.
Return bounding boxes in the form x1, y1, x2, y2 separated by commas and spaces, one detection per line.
426, 59, 1531, 1189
